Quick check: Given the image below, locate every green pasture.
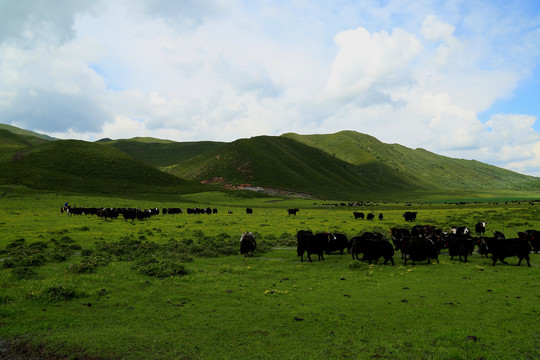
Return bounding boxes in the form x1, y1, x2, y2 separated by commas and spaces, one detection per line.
0, 188, 539, 359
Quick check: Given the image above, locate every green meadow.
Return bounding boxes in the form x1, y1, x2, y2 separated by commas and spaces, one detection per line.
0, 188, 539, 359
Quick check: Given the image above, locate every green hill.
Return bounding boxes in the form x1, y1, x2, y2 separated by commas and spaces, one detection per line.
164, 132, 539, 199
105, 138, 225, 167
0, 140, 208, 196
0, 129, 50, 147
0, 123, 537, 200
0, 124, 57, 141
282, 131, 540, 191
166, 135, 429, 199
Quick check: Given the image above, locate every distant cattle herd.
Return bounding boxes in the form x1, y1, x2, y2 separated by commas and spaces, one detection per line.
60, 205, 538, 267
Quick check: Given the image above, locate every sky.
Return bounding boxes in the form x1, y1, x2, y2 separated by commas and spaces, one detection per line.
1, 0, 540, 177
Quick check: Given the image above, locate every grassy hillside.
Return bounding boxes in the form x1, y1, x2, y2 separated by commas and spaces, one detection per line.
0, 140, 208, 196
0, 123, 57, 141
0, 129, 50, 147
166, 136, 426, 199
105, 138, 225, 167
282, 131, 540, 191
0, 123, 537, 200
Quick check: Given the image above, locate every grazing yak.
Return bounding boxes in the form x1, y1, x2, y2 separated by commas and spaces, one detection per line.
475, 221, 486, 235
403, 211, 418, 222
326, 233, 349, 254
239, 232, 257, 257
518, 230, 539, 254
480, 233, 532, 267
246, 208, 253, 214
288, 208, 300, 216
366, 213, 375, 220
353, 212, 365, 220
390, 227, 411, 259
447, 235, 475, 262
296, 230, 328, 262
162, 208, 183, 215
403, 237, 439, 265
349, 233, 394, 265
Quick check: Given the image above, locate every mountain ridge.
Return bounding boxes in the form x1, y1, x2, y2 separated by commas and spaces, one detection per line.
0, 123, 538, 200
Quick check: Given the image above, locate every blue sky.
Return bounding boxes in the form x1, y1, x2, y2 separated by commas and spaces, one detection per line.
0, 0, 539, 176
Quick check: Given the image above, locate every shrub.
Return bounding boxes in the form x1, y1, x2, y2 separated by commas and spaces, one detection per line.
59, 235, 74, 244
69, 261, 98, 274
81, 249, 93, 256
44, 286, 78, 302
48, 252, 67, 262
11, 267, 38, 280
28, 241, 48, 250
132, 256, 189, 278
6, 238, 26, 249
51, 244, 75, 258
7, 254, 47, 268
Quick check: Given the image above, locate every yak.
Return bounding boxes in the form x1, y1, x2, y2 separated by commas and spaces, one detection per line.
296, 230, 328, 262
287, 208, 300, 216
350, 234, 394, 265
240, 232, 257, 257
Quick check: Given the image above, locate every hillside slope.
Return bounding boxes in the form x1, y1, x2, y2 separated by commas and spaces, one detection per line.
104, 138, 225, 167
1, 123, 537, 199
282, 131, 539, 191
0, 124, 57, 141
166, 135, 428, 198
0, 140, 208, 195
0, 129, 50, 147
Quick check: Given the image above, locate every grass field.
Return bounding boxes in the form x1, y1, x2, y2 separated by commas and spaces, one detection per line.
0, 188, 539, 359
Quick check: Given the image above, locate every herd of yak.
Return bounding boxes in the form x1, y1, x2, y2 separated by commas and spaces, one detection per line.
61, 205, 538, 267
294, 220, 538, 267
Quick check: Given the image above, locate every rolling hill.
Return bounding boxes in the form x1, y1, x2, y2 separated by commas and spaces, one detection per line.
104, 138, 225, 167
282, 131, 539, 191
0, 124, 57, 141
165, 135, 427, 199
163, 133, 539, 199
0, 134, 209, 196
0, 123, 538, 200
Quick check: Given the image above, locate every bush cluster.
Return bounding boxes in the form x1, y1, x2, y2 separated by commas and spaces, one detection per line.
44, 286, 78, 302
0, 229, 270, 280
132, 256, 189, 278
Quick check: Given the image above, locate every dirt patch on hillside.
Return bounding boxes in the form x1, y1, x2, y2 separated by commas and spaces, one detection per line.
240, 186, 314, 198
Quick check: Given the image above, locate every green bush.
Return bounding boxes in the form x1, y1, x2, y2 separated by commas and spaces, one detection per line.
48, 252, 67, 262
132, 256, 189, 278
11, 266, 38, 280
59, 235, 74, 244
28, 241, 48, 250
44, 286, 78, 302
69, 261, 98, 274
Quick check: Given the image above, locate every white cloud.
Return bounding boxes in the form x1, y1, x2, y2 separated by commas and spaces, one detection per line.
0, 1, 539, 177
0, 0, 103, 45
421, 14, 455, 42
325, 27, 423, 102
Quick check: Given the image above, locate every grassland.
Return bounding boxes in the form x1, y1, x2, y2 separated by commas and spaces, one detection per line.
0, 187, 539, 359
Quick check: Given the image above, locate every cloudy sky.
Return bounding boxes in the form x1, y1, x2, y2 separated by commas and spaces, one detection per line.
1, 0, 540, 176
